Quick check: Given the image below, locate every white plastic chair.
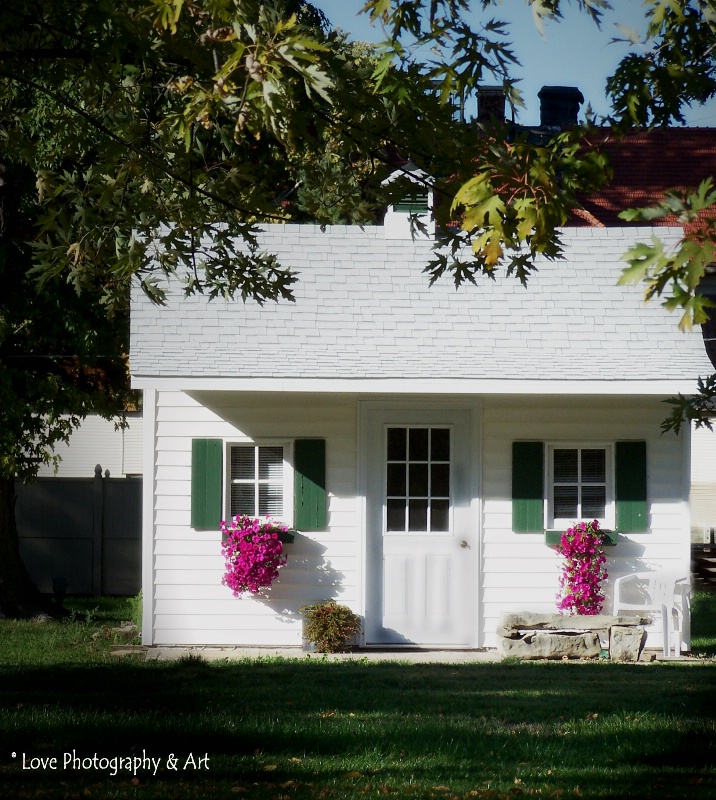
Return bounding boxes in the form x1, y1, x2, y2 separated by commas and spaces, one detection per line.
612, 571, 691, 657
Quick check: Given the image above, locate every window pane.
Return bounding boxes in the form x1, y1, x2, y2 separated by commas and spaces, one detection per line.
581, 449, 606, 483
386, 499, 406, 532
554, 485, 578, 518
259, 446, 284, 480
231, 447, 255, 480
387, 428, 406, 461
231, 484, 255, 516
409, 428, 429, 461
431, 428, 450, 461
408, 463, 429, 496
431, 499, 449, 532
582, 486, 606, 518
408, 499, 428, 531
259, 484, 283, 517
554, 449, 578, 483
431, 463, 450, 497
386, 463, 406, 497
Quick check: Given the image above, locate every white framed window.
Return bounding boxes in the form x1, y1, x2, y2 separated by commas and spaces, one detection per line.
226, 442, 293, 524
547, 443, 614, 529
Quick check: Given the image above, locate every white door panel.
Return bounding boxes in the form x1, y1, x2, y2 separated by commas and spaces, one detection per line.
365, 408, 475, 646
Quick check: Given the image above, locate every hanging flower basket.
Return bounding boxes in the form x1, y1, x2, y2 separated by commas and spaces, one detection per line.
221, 515, 289, 596
555, 520, 608, 616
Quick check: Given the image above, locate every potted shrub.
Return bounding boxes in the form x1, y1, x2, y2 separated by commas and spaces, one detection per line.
300, 600, 362, 653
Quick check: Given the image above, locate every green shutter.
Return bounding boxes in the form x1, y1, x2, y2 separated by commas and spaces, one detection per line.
294, 438, 326, 530
615, 441, 648, 532
512, 441, 544, 533
191, 439, 223, 530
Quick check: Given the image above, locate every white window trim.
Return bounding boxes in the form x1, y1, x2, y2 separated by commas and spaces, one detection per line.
546, 442, 615, 530
224, 440, 294, 527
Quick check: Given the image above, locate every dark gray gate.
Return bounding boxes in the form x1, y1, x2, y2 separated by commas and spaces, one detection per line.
16, 465, 142, 596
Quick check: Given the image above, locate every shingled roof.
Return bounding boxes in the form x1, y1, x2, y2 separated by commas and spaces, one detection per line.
130, 225, 712, 389
574, 128, 716, 228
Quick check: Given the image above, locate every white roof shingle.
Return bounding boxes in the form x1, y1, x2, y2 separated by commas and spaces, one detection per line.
130, 225, 713, 388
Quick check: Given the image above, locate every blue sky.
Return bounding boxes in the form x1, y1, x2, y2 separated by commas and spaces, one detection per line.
312, 0, 716, 126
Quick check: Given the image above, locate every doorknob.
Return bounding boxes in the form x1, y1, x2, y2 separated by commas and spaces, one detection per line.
460, 540, 469, 548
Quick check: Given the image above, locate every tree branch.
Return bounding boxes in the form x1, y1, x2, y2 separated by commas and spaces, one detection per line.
0, 48, 90, 62
0, 71, 288, 223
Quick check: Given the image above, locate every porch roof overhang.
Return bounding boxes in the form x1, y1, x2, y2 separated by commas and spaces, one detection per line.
130, 375, 701, 396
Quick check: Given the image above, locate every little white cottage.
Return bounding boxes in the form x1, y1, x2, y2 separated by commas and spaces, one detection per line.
130, 213, 711, 650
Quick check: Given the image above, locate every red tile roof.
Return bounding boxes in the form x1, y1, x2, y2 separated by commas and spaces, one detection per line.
572, 128, 716, 228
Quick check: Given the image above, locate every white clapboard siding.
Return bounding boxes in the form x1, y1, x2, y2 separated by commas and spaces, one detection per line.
691, 424, 716, 483
148, 390, 361, 646
35, 413, 143, 478
480, 396, 690, 648
690, 424, 716, 535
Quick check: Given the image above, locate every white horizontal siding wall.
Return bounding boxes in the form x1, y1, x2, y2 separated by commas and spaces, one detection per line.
148, 390, 692, 649
149, 390, 360, 646
35, 413, 143, 478
481, 396, 690, 649
690, 424, 716, 539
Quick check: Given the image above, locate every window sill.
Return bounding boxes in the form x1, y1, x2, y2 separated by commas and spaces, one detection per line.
545, 529, 618, 547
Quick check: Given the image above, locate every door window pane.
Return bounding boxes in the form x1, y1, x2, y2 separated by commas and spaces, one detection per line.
431, 499, 450, 531
387, 463, 406, 496
408, 463, 429, 496
408, 499, 428, 531
409, 428, 429, 461
386, 499, 406, 532
387, 427, 407, 461
385, 427, 451, 533
431, 463, 450, 497
431, 428, 450, 461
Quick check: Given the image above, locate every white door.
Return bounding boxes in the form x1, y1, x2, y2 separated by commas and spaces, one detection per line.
364, 408, 475, 646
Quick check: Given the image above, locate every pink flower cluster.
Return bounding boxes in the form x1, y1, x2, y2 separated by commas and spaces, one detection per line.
221, 515, 288, 596
556, 520, 608, 616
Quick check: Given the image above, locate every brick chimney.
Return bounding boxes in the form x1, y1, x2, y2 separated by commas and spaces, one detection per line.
477, 85, 506, 123
538, 86, 584, 128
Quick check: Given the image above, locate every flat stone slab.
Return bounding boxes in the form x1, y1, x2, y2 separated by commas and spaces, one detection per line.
500, 612, 652, 631
497, 612, 653, 662
498, 631, 601, 660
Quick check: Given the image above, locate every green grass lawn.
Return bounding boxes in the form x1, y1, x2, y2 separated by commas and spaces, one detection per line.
0, 595, 715, 799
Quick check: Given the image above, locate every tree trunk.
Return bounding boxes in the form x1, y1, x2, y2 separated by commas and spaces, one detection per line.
0, 476, 51, 618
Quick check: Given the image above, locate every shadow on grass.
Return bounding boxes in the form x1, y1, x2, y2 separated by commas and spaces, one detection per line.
1, 659, 715, 798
